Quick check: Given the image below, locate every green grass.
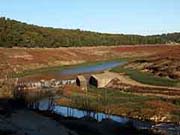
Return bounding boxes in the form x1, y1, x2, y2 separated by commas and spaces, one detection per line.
68, 88, 152, 112
12, 66, 65, 78
58, 86, 180, 122
111, 67, 180, 87
88, 86, 156, 105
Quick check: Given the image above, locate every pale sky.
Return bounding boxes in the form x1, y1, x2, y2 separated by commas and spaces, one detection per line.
0, 0, 180, 35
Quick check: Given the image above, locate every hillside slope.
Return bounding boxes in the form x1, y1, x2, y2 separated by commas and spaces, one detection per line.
0, 45, 179, 79
1, 17, 180, 48
124, 46, 180, 80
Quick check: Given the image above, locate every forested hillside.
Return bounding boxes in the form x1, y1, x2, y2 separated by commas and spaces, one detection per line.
0, 17, 179, 47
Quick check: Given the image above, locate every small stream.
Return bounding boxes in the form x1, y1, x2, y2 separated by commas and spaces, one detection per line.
24, 60, 179, 134
28, 97, 180, 135
21, 60, 125, 81
36, 98, 153, 130
58, 61, 125, 76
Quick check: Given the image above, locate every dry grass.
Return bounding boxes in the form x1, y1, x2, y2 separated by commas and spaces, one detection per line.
1, 45, 180, 79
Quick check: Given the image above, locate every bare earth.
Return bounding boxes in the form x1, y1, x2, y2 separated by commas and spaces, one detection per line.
106, 72, 180, 98
1, 45, 180, 75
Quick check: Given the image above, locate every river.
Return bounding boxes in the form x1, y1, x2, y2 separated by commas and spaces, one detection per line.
22, 60, 125, 80
36, 98, 153, 130
25, 60, 180, 134
58, 61, 125, 76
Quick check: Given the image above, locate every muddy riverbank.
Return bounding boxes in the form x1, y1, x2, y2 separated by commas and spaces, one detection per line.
0, 99, 162, 135
28, 96, 180, 135
0, 99, 78, 135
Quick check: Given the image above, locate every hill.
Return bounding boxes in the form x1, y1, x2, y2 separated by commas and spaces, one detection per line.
0, 17, 180, 47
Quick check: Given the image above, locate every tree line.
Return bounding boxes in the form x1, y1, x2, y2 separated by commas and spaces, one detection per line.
0, 17, 179, 48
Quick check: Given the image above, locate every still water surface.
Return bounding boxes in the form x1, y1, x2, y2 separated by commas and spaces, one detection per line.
58, 61, 125, 76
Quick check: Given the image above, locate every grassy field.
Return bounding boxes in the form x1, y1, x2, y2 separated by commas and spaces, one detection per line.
12, 65, 65, 78
111, 67, 180, 87
56, 85, 180, 123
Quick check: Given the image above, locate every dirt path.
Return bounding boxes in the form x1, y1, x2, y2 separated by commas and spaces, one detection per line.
0, 109, 78, 135
118, 73, 180, 90
106, 72, 180, 98
106, 71, 180, 90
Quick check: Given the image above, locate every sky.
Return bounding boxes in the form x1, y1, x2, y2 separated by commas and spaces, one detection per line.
0, 0, 180, 35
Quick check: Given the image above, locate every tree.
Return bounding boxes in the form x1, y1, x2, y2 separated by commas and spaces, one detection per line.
0, 17, 179, 48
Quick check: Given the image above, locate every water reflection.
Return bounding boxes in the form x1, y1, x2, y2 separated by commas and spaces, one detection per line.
35, 98, 152, 129
59, 61, 125, 75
